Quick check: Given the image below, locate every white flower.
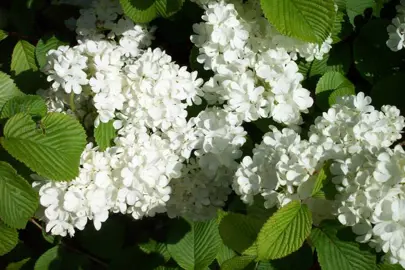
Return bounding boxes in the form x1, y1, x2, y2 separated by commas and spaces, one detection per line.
191, 0, 317, 126
167, 159, 233, 221
387, 1, 405, 51
233, 126, 328, 215
44, 46, 89, 94
309, 93, 405, 154
33, 143, 117, 237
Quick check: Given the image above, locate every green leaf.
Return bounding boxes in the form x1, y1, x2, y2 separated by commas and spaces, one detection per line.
36, 36, 67, 69
246, 196, 277, 222
0, 30, 7, 42
1, 95, 47, 119
354, 19, 405, 84
311, 163, 330, 197
154, 0, 185, 18
315, 71, 355, 110
257, 262, 275, 270
94, 120, 116, 151
154, 267, 181, 270
311, 221, 376, 270
219, 213, 264, 254
0, 71, 23, 109
34, 246, 91, 270
220, 256, 256, 270
378, 262, 404, 270
139, 239, 171, 262
6, 258, 31, 270
167, 218, 221, 270
0, 162, 38, 229
154, 267, 182, 270
270, 243, 313, 270
119, 0, 184, 23
119, 0, 157, 23
260, 0, 335, 43
11, 40, 38, 75
216, 243, 236, 266
346, 0, 375, 25
334, 0, 347, 10
331, 10, 353, 44
0, 221, 18, 256
257, 201, 312, 260
243, 242, 258, 257
374, 0, 389, 17
42, 226, 58, 245
371, 73, 405, 115
1, 113, 87, 181
299, 41, 352, 89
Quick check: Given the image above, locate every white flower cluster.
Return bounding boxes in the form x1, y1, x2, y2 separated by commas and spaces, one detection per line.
33, 143, 118, 236
42, 1, 155, 124
387, 0, 405, 51
233, 125, 333, 224
234, 92, 404, 230
332, 147, 405, 267
35, 0, 247, 236
167, 108, 246, 220
309, 93, 404, 154
191, 0, 333, 126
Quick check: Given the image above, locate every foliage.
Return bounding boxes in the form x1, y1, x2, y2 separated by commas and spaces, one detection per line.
0, 0, 404, 270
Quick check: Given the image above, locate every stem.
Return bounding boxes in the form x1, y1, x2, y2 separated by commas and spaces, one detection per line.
29, 219, 108, 268
30, 218, 42, 230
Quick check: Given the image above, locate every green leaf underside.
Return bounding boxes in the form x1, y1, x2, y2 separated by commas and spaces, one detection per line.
219, 213, 264, 254
1, 95, 47, 119
315, 71, 355, 110
0, 221, 18, 256
311, 222, 376, 270
1, 113, 87, 181
0, 161, 38, 229
11, 40, 38, 75
0, 71, 23, 109
257, 201, 312, 260
94, 120, 116, 151
260, 0, 335, 43
167, 219, 221, 270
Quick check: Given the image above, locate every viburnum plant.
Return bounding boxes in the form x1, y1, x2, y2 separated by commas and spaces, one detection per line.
0, 0, 405, 269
